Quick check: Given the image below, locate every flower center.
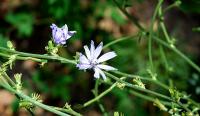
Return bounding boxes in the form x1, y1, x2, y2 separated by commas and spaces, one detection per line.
90, 59, 98, 68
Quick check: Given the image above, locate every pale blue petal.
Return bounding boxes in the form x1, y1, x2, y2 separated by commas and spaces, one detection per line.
98, 69, 106, 80
84, 45, 91, 60
94, 67, 100, 78
97, 51, 117, 63
90, 40, 95, 59
79, 53, 90, 64
97, 64, 117, 71
94, 42, 103, 59
77, 64, 91, 70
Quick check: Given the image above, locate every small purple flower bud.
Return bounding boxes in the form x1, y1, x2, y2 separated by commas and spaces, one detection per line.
50, 24, 76, 45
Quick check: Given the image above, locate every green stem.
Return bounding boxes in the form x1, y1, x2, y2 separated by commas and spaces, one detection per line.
112, 0, 144, 31
53, 107, 82, 116
0, 83, 70, 116
158, 7, 171, 43
105, 72, 172, 101
148, 0, 164, 76
129, 90, 173, 107
163, 1, 181, 13
112, 70, 169, 90
102, 80, 175, 107
0, 47, 76, 65
27, 109, 35, 116
93, 79, 107, 115
177, 101, 191, 112
0, 52, 46, 63
106, 72, 198, 110
153, 36, 200, 73
84, 82, 117, 107
159, 45, 169, 71
0, 75, 11, 88
102, 34, 200, 73
2, 72, 15, 87
103, 35, 138, 49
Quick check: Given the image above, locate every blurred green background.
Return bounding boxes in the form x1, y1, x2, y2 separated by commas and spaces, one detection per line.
0, 0, 200, 115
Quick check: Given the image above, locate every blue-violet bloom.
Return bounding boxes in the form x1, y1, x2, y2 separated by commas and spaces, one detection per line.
50, 24, 76, 45
77, 41, 117, 80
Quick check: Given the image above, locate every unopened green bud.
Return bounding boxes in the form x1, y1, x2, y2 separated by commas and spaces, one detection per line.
7, 41, 15, 50
116, 82, 126, 89
175, 1, 181, 6
32, 93, 43, 103
133, 77, 145, 89
14, 73, 22, 92
153, 99, 168, 111
64, 103, 71, 109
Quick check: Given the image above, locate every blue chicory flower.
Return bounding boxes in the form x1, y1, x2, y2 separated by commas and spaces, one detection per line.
77, 41, 117, 80
50, 24, 76, 45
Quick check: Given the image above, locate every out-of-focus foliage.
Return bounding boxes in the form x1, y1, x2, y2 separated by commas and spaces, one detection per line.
178, 0, 200, 13
0, 34, 8, 48
5, 12, 34, 37
0, 0, 199, 115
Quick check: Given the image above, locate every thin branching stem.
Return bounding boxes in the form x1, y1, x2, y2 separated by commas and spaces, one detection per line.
128, 90, 174, 107
0, 52, 46, 63
53, 107, 82, 116
2, 72, 15, 86
148, 0, 164, 76
103, 34, 138, 49
105, 72, 172, 101
112, 70, 169, 90
93, 79, 107, 115
0, 82, 70, 116
0, 47, 76, 64
112, 0, 145, 31
153, 36, 200, 73
84, 82, 117, 107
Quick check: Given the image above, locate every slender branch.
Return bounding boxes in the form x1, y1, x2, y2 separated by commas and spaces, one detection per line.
177, 101, 191, 112
0, 75, 11, 87
158, 7, 171, 43
112, 0, 144, 31
1, 72, 15, 87
0, 83, 70, 116
53, 107, 82, 116
105, 72, 172, 101
112, 70, 169, 90
93, 79, 107, 115
102, 33, 200, 73
163, 1, 181, 13
84, 82, 117, 107
103, 34, 138, 49
0, 47, 76, 64
27, 109, 35, 116
0, 52, 46, 63
148, 0, 164, 76
153, 36, 200, 73
129, 90, 173, 107
159, 45, 169, 72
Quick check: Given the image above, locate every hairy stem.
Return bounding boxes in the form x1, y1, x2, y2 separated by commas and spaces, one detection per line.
53, 107, 82, 116
105, 72, 172, 101
148, 0, 164, 77
112, 70, 169, 90
0, 82, 70, 116
84, 82, 117, 107
153, 36, 200, 73
103, 34, 138, 49
93, 79, 107, 115
112, 0, 144, 31
0, 47, 76, 64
